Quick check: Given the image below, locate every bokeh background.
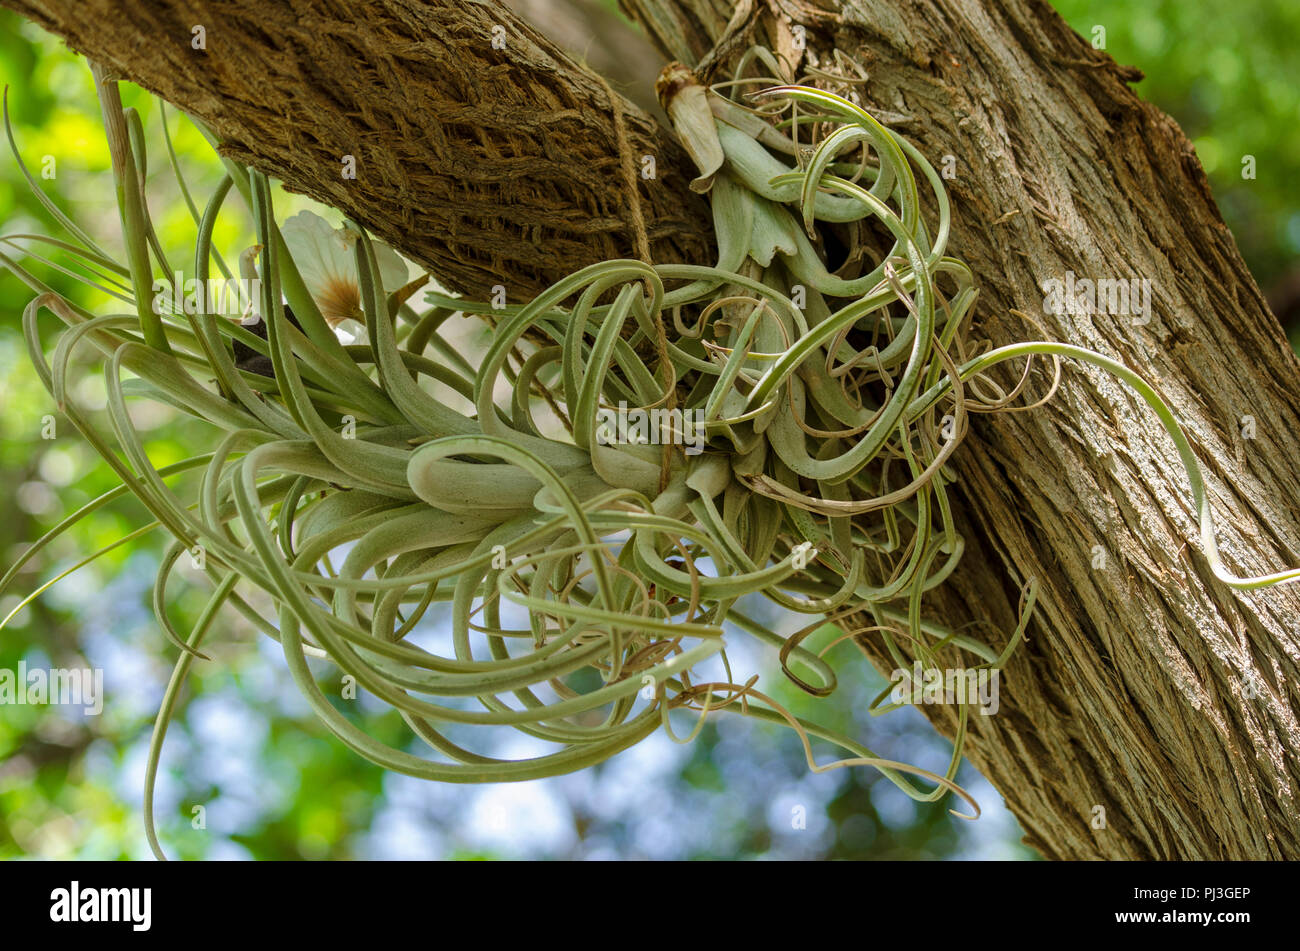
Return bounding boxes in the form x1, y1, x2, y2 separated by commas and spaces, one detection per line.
0, 0, 1295, 859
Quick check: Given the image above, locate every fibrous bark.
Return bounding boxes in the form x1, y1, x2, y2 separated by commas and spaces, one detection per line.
3, 0, 714, 298
8, 0, 1300, 858
622, 0, 1300, 859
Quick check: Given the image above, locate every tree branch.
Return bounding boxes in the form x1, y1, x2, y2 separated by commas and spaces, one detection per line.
1, 0, 714, 297
10, 0, 1300, 858
621, 0, 1300, 858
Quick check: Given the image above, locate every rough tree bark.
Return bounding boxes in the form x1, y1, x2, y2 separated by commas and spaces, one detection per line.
622, 0, 1300, 860
7, 0, 1300, 859
2, 0, 714, 298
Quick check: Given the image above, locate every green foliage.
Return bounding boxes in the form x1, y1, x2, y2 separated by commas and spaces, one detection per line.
1051, 0, 1300, 289
2, 0, 1292, 862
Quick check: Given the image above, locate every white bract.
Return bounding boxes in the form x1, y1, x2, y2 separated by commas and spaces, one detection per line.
281, 210, 408, 343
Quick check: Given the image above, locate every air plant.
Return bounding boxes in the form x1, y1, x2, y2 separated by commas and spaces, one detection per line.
3, 52, 1296, 860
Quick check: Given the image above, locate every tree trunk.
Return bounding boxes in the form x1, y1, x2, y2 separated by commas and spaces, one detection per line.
621, 0, 1300, 859
9, 0, 1300, 858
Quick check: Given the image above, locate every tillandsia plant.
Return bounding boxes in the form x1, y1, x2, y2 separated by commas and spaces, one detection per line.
3, 51, 1298, 860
